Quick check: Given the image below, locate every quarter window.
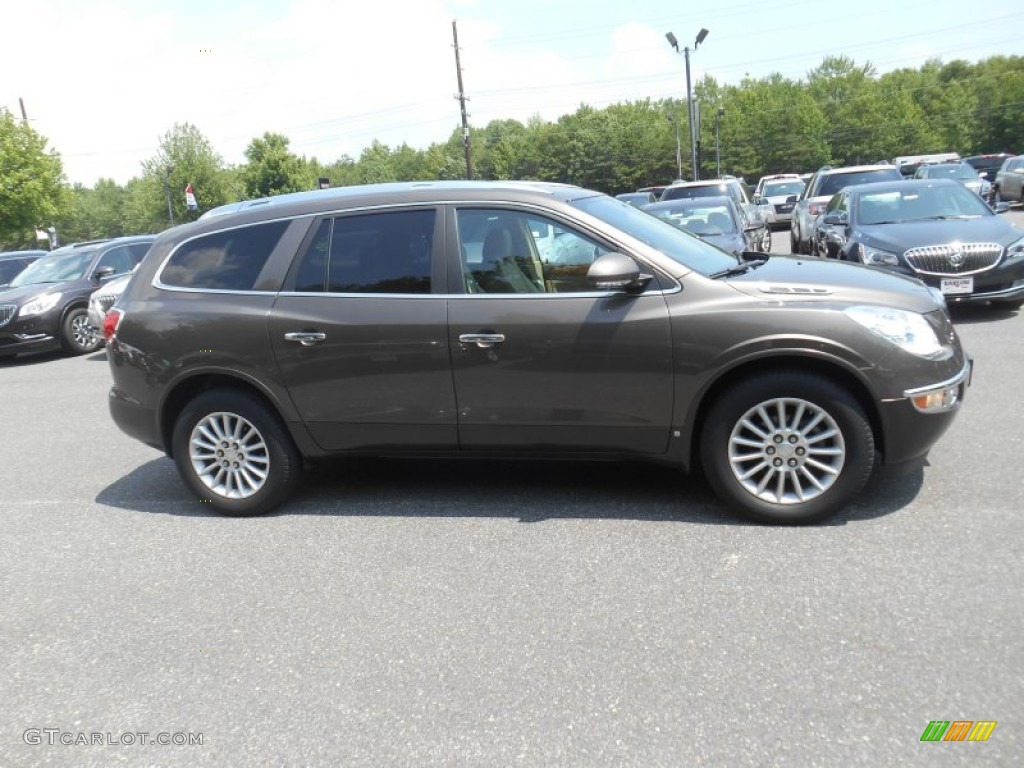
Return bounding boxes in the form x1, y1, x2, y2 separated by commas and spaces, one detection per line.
160, 221, 288, 290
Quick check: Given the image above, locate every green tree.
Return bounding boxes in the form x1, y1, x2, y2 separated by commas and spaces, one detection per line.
125, 123, 231, 232
241, 132, 312, 198
0, 109, 66, 248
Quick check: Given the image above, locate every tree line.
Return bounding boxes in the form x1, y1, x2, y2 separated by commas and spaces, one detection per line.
2, 54, 1021, 248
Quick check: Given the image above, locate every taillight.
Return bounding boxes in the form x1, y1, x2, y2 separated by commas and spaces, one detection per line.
103, 308, 124, 342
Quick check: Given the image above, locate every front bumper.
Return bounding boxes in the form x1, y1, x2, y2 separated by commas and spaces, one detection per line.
878, 359, 972, 465
0, 307, 62, 354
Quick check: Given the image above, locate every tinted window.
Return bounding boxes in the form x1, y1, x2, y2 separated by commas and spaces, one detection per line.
127, 242, 153, 262
321, 209, 433, 294
0, 259, 30, 284
456, 209, 613, 294
160, 221, 288, 290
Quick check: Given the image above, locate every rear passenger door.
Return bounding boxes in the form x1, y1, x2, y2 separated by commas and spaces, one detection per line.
267, 207, 457, 452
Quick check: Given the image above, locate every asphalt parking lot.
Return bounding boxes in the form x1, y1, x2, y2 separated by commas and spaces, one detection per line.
2, 217, 1022, 766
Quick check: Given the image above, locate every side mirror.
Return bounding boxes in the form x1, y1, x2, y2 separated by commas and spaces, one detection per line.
785, 195, 798, 204
93, 266, 116, 282
586, 252, 650, 292
994, 202, 1010, 214
822, 211, 847, 226
741, 251, 768, 262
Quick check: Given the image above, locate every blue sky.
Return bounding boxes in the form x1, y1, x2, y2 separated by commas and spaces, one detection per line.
2, 0, 1020, 185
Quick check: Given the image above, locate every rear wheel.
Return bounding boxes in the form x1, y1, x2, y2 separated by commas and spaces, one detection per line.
790, 228, 800, 255
61, 307, 101, 355
700, 372, 875, 524
171, 389, 302, 516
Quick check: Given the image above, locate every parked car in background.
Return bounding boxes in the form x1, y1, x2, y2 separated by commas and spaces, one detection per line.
87, 269, 136, 343
892, 152, 960, 177
637, 185, 668, 200
0, 235, 155, 360
790, 164, 903, 254
963, 153, 1015, 185
643, 196, 770, 255
615, 191, 657, 207
752, 175, 806, 228
105, 180, 969, 525
660, 178, 752, 208
913, 162, 991, 200
810, 179, 1023, 309
0, 250, 47, 288
992, 155, 1024, 205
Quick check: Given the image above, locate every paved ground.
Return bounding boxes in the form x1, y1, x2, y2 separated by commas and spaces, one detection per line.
2, 217, 1022, 766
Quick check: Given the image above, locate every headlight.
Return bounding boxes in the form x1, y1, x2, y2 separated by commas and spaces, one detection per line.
17, 293, 62, 318
844, 305, 948, 359
1006, 235, 1024, 261
858, 244, 900, 266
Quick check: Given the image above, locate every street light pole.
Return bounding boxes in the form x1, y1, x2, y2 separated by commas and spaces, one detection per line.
667, 114, 682, 180
667, 29, 708, 182
715, 107, 725, 178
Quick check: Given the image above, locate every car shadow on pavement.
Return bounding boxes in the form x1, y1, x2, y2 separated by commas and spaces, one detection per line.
0, 350, 65, 367
948, 303, 1021, 324
96, 454, 925, 527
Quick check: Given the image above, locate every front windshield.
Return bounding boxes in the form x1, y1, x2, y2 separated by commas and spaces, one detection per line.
9, 251, 94, 287
763, 181, 805, 197
930, 164, 978, 180
571, 195, 737, 275
647, 202, 738, 236
856, 184, 992, 225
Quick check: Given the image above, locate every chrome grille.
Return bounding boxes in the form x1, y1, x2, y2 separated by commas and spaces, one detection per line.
95, 294, 119, 314
0, 305, 15, 328
903, 243, 1003, 276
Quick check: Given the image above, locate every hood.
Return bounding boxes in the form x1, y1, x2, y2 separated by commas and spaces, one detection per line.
857, 216, 1020, 253
0, 279, 90, 306
725, 255, 941, 313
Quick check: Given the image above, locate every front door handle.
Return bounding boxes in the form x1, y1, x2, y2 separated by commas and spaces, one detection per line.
284, 331, 327, 347
459, 333, 506, 349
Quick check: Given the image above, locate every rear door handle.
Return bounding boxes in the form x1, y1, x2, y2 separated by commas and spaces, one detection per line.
459, 333, 506, 349
284, 331, 326, 347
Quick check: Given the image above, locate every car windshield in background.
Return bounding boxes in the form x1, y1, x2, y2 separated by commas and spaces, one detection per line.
647, 203, 738, 236
819, 169, 901, 197
572, 195, 737, 275
857, 184, 993, 225
9, 251, 94, 287
763, 181, 805, 196
929, 163, 979, 180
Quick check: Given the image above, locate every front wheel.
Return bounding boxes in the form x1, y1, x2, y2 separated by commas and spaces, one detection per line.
61, 307, 101, 355
171, 389, 302, 516
700, 372, 875, 524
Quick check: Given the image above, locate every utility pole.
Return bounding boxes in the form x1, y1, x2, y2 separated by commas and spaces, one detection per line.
452, 20, 473, 180
19, 97, 28, 123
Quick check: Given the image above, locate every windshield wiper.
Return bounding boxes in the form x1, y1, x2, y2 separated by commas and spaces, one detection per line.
918, 215, 978, 221
709, 257, 768, 279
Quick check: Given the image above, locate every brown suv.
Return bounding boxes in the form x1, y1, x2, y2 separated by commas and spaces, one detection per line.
105, 182, 970, 524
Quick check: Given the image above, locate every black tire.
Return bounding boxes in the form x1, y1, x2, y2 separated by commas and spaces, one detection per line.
171, 388, 302, 516
992, 187, 1001, 206
790, 228, 800, 255
60, 307, 101, 355
700, 371, 875, 524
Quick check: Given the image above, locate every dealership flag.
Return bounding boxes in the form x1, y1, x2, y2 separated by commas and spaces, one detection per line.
185, 183, 198, 211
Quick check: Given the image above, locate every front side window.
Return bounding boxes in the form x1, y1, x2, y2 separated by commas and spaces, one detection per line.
96, 246, 135, 276
160, 221, 289, 290
456, 209, 612, 294
289, 209, 434, 294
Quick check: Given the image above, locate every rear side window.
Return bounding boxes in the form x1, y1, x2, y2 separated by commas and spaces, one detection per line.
290, 209, 434, 294
160, 221, 288, 290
